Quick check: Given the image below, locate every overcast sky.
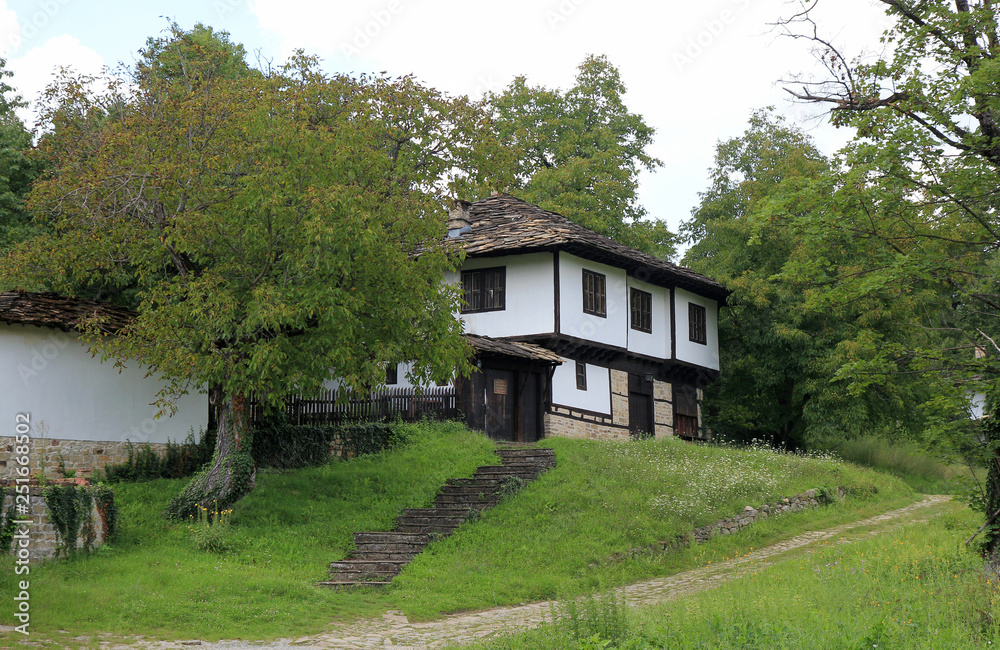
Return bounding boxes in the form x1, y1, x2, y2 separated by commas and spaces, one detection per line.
0, 0, 893, 255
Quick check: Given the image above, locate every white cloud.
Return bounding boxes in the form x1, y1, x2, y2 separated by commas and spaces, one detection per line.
7, 34, 104, 127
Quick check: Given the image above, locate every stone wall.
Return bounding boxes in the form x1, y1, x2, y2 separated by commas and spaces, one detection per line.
0, 437, 169, 479
543, 407, 631, 440
653, 379, 674, 438
2, 486, 113, 562
691, 487, 841, 542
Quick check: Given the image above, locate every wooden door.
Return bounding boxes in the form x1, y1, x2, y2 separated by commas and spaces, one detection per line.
485, 369, 516, 441
628, 373, 654, 438
517, 371, 540, 443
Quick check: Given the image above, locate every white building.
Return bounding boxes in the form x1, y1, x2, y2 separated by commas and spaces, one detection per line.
390, 195, 728, 442
0, 292, 207, 477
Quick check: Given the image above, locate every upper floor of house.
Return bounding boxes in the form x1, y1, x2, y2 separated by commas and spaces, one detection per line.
442, 195, 728, 373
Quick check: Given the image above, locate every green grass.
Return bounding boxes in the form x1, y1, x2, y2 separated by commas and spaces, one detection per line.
480, 500, 998, 649
0, 424, 918, 644
823, 436, 970, 494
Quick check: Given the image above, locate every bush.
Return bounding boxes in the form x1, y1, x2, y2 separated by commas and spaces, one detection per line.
251, 414, 407, 470
102, 430, 216, 484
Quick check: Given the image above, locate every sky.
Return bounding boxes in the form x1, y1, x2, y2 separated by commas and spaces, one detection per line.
0, 0, 893, 257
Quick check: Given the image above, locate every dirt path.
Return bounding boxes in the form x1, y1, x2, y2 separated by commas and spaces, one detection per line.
139, 494, 947, 650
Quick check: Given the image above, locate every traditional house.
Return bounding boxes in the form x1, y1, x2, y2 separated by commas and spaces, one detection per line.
0, 291, 207, 478
389, 194, 728, 443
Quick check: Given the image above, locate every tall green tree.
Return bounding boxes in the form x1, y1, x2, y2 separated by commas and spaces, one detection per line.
778, 0, 1000, 548
683, 110, 939, 448
0, 25, 478, 516
479, 55, 676, 258
0, 58, 43, 252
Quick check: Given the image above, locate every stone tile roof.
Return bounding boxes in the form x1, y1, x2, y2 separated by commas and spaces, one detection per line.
0, 291, 134, 333
464, 334, 564, 364
452, 194, 728, 300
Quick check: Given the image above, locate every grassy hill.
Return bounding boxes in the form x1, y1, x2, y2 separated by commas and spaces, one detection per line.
0, 421, 921, 643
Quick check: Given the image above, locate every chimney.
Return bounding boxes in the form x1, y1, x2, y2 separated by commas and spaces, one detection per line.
447, 199, 472, 238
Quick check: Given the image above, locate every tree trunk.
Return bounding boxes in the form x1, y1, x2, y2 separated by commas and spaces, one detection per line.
981, 398, 1000, 560
165, 388, 256, 520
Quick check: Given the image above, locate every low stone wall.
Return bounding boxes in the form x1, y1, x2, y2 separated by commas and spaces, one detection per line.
2, 486, 113, 562
0, 436, 169, 480
692, 487, 841, 542
608, 487, 842, 563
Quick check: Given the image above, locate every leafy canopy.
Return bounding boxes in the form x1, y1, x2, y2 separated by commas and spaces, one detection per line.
479, 55, 676, 258
0, 24, 483, 410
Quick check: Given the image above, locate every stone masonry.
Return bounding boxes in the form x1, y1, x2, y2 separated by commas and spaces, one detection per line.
0, 436, 169, 480
2, 485, 113, 561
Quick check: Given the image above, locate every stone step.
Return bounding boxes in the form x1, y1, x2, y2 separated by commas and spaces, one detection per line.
354, 540, 428, 555
498, 449, 554, 457
446, 477, 505, 487
476, 463, 546, 473
400, 507, 474, 518
318, 580, 393, 588
439, 485, 502, 496
395, 522, 462, 534
353, 531, 430, 545
396, 514, 469, 527
434, 495, 498, 508
351, 551, 422, 562
330, 559, 408, 572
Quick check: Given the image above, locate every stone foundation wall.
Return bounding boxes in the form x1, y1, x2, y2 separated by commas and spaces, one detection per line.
2, 486, 112, 562
653, 379, 674, 438
0, 437, 169, 479
543, 407, 631, 440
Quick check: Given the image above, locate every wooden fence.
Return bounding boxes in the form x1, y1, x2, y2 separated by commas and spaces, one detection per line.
243, 385, 459, 426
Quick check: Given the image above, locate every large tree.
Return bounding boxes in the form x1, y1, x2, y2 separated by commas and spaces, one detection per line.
479, 55, 676, 258
0, 58, 43, 253
683, 109, 940, 448
777, 0, 1000, 549
0, 25, 479, 517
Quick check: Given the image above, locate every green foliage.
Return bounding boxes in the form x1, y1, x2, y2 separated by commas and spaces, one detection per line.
251, 415, 403, 470
42, 484, 109, 559
91, 484, 119, 540
0, 497, 17, 554
683, 109, 940, 448
480, 55, 675, 258
0, 421, 496, 640
1, 23, 483, 511
187, 501, 235, 554
102, 432, 216, 483
0, 58, 43, 255
775, 1, 1000, 546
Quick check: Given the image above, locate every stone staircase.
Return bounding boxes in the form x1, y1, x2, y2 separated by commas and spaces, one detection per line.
320, 446, 556, 587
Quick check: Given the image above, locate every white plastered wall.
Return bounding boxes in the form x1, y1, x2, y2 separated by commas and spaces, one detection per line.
1, 323, 207, 444
446, 252, 555, 338
551, 358, 611, 415
558, 254, 627, 348
673, 288, 720, 371
625, 276, 670, 359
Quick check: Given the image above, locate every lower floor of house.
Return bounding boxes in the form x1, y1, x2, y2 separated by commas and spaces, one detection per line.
454, 338, 707, 444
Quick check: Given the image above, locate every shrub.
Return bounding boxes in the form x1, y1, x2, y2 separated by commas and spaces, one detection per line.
251, 414, 407, 470
102, 430, 215, 484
